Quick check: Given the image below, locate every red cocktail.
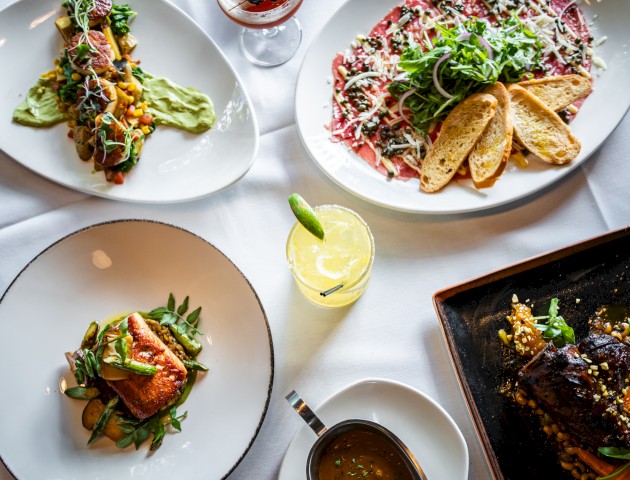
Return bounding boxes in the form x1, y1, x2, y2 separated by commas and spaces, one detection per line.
217, 0, 303, 66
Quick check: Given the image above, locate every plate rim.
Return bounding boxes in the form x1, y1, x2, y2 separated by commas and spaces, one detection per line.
0, 0, 260, 204
295, 0, 630, 215
432, 225, 630, 479
0, 218, 275, 480
279, 376, 469, 479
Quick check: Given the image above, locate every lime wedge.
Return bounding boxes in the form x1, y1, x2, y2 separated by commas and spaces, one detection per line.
288, 193, 325, 240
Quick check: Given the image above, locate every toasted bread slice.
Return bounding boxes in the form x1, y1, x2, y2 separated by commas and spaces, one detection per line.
468, 83, 513, 188
507, 84, 581, 165
106, 313, 187, 420
517, 74, 591, 112
420, 93, 497, 193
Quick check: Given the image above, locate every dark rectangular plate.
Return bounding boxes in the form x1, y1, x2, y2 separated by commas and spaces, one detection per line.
433, 227, 630, 480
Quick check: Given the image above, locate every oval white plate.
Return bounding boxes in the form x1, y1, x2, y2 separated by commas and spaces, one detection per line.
295, 0, 630, 214
279, 378, 468, 480
0, 0, 258, 203
0, 220, 273, 480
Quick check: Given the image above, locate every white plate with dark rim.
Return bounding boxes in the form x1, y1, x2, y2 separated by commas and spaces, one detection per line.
295, 0, 630, 214
0, 0, 258, 203
0, 220, 274, 480
279, 378, 468, 480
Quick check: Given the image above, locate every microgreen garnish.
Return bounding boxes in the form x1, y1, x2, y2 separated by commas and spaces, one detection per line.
74, 43, 91, 61
62, 0, 94, 33
390, 14, 542, 131
116, 406, 187, 451
95, 112, 135, 164
533, 298, 575, 347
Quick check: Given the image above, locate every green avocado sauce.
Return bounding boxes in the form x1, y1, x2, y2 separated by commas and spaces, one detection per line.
14, 73, 215, 134
12, 76, 70, 127
141, 75, 216, 134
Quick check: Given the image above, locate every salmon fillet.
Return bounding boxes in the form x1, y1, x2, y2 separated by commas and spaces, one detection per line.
106, 313, 187, 420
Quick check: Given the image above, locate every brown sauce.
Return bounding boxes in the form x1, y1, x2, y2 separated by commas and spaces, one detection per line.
318, 429, 413, 480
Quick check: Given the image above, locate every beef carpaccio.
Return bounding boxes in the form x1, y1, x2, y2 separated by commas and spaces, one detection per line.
329, 0, 594, 182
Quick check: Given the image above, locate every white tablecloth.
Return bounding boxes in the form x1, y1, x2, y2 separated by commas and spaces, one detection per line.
0, 1, 628, 479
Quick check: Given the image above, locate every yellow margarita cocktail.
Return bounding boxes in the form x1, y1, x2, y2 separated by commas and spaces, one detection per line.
286, 205, 375, 308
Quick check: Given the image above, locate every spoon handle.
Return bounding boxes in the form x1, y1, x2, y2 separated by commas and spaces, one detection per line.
286, 390, 328, 437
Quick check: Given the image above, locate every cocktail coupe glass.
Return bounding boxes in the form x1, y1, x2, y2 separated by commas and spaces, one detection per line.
216, 0, 303, 67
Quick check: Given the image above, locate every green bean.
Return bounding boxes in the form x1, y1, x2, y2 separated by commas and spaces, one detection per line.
169, 325, 201, 356
104, 358, 157, 375
80, 321, 98, 349
64, 386, 100, 400
183, 359, 208, 372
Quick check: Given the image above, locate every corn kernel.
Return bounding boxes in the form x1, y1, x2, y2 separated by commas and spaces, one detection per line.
117, 82, 129, 89
56, 66, 64, 74
133, 108, 144, 117
141, 125, 150, 135
71, 73, 82, 81
139, 101, 148, 110
127, 83, 136, 92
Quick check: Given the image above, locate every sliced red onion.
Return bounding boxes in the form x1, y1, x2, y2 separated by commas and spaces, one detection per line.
476, 35, 495, 60
398, 87, 417, 125
456, 32, 471, 41
433, 53, 453, 99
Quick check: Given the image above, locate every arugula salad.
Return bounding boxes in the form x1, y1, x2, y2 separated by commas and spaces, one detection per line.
329, 0, 596, 183
12, 0, 215, 185
64, 294, 208, 451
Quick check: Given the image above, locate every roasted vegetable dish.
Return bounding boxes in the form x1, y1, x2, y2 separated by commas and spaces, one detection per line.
56, 1, 149, 184
500, 299, 630, 479
13, 0, 215, 185
64, 294, 208, 450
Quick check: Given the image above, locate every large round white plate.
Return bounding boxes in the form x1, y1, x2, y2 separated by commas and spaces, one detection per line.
0, 220, 273, 480
295, 0, 630, 214
0, 0, 258, 203
279, 378, 468, 480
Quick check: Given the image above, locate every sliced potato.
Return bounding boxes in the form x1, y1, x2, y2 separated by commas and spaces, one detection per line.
82, 398, 125, 441
118, 33, 138, 54
55, 16, 73, 42
73, 126, 93, 161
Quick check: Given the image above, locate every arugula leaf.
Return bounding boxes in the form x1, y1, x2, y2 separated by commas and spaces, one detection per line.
391, 14, 542, 132
533, 298, 575, 347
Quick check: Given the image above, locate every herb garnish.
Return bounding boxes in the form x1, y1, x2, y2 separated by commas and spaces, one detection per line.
389, 14, 542, 131
533, 298, 575, 347
58, 52, 80, 103
108, 3, 137, 36
117, 406, 187, 451
597, 447, 630, 479
144, 293, 203, 356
